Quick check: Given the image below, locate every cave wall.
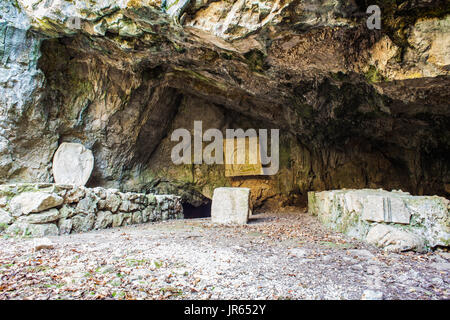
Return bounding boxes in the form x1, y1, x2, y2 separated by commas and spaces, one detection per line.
124, 93, 448, 207
0, 0, 449, 207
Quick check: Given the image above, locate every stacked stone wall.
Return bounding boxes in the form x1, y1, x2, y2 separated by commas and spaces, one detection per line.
0, 183, 183, 237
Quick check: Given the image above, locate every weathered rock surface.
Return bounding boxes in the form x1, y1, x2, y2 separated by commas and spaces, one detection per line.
308, 189, 449, 251
6, 222, 59, 237
19, 208, 60, 224
0, 1, 449, 208
0, 208, 13, 226
362, 195, 411, 224
366, 224, 426, 253
211, 187, 251, 225
0, 183, 183, 237
9, 192, 63, 216
52, 143, 94, 186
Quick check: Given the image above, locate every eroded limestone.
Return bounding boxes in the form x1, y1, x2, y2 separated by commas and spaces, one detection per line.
308, 189, 449, 251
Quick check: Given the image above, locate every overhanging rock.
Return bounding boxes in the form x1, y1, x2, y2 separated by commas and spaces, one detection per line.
308, 189, 450, 251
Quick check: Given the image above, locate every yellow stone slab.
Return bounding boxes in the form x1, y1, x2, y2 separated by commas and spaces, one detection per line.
224, 136, 263, 177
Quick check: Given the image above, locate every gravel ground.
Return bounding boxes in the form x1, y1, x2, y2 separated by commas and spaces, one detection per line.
0, 209, 449, 300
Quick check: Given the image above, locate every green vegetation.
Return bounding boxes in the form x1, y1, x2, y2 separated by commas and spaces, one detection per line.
244, 49, 267, 73
0, 223, 7, 232
365, 65, 385, 83
126, 258, 147, 267
160, 287, 183, 296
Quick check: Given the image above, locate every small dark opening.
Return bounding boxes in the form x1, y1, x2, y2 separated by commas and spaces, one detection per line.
182, 202, 212, 219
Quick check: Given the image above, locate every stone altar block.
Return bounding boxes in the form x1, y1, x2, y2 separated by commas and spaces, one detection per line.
211, 187, 251, 225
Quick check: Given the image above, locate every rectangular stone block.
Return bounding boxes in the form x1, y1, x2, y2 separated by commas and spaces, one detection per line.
362, 195, 411, 224
211, 187, 251, 225
307, 188, 449, 250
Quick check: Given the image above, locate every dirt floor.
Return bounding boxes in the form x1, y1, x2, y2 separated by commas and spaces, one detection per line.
0, 209, 449, 300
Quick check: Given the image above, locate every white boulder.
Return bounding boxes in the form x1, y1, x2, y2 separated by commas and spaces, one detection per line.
52, 142, 94, 186
10, 192, 63, 216
211, 187, 251, 225
362, 195, 410, 224
366, 224, 426, 253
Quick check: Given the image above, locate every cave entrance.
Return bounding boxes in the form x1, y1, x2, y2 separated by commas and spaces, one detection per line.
182, 201, 212, 219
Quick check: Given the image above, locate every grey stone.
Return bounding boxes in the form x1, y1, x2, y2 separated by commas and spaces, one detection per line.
105, 193, 122, 212
76, 194, 98, 214
121, 213, 132, 226
147, 194, 157, 205
366, 224, 426, 253
142, 207, 153, 223
112, 213, 124, 227
134, 194, 148, 205
119, 199, 132, 212
132, 211, 143, 224
112, 212, 131, 227
95, 211, 113, 229
93, 187, 106, 199
129, 202, 140, 211
65, 187, 86, 203
83, 214, 96, 232
6, 222, 59, 237
347, 249, 374, 259
97, 199, 107, 210
71, 214, 95, 233
362, 195, 411, 224
308, 189, 449, 251
211, 187, 251, 225
20, 208, 60, 224
125, 192, 138, 200
58, 218, 73, 235
289, 248, 308, 257
0, 208, 13, 225
52, 142, 94, 186
10, 192, 63, 216
70, 215, 83, 233
59, 205, 76, 219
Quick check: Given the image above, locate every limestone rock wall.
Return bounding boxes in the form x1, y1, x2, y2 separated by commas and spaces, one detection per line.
0, 183, 183, 237
308, 189, 450, 252
1, 1, 449, 207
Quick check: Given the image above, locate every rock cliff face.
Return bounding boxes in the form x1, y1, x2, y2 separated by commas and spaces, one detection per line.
0, 0, 449, 207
